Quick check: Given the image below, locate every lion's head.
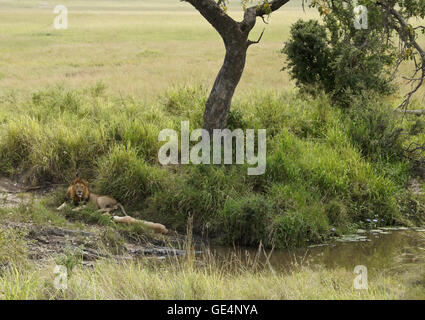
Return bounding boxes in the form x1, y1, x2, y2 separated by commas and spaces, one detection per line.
69, 178, 90, 204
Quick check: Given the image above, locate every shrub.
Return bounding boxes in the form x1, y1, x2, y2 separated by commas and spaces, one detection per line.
282, 20, 333, 93
283, 19, 395, 106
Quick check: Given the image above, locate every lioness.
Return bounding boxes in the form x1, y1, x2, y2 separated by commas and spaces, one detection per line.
57, 178, 168, 234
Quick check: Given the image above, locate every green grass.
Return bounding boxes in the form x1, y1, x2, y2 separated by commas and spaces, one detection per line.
0, 1, 423, 249
1, 0, 424, 101
0, 262, 414, 300
0, 85, 423, 248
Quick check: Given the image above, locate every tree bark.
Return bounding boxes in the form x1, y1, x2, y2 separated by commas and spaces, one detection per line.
203, 39, 248, 132
184, 0, 290, 132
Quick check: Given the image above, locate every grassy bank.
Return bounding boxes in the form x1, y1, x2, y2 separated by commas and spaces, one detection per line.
0, 85, 424, 248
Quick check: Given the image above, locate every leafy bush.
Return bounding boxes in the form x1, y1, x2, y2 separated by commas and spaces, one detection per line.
283, 19, 395, 106
282, 20, 333, 94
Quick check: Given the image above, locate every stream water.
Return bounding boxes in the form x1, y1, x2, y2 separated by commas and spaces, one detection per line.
209, 229, 425, 272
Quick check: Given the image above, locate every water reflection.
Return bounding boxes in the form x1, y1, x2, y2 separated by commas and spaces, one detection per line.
209, 230, 424, 272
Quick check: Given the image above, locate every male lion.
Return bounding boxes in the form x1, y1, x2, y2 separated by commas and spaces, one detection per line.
57, 178, 168, 234
56, 178, 127, 215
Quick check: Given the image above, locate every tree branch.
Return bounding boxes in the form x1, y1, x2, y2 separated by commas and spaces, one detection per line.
242, 0, 291, 34
183, 0, 239, 41
378, 3, 425, 57
247, 28, 265, 47
377, 1, 425, 111
394, 109, 425, 116
255, 0, 292, 16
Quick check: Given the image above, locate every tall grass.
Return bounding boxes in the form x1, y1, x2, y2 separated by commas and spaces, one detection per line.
1, 217, 424, 300
0, 85, 423, 248
0, 243, 422, 300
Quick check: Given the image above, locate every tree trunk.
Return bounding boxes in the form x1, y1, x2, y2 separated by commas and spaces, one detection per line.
203, 41, 248, 132
183, 0, 291, 132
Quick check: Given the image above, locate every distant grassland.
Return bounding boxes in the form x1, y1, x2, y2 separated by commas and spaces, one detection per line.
0, 0, 320, 99
2, 0, 424, 101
